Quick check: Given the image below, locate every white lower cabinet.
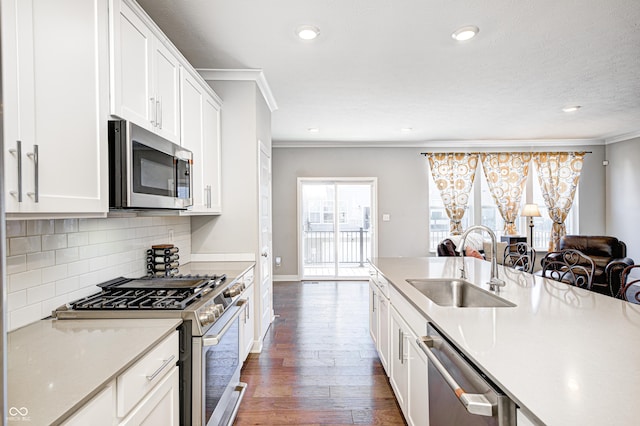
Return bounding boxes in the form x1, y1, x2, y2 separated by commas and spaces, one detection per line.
119, 366, 179, 426
377, 293, 391, 374
240, 282, 256, 362
63, 331, 179, 425
517, 409, 539, 426
63, 383, 116, 426
368, 279, 378, 345
390, 306, 430, 426
390, 307, 411, 414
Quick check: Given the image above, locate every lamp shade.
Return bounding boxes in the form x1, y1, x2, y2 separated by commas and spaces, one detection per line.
521, 203, 541, 218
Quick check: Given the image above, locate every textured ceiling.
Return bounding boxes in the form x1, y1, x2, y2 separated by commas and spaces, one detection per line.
137, 0, 640, 145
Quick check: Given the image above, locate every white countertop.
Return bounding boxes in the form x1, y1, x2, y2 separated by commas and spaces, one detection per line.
7, 318, 182, 425
370, 256, 640, 426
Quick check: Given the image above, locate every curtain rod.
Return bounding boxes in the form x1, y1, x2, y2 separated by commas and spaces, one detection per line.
420, 151, 592, 156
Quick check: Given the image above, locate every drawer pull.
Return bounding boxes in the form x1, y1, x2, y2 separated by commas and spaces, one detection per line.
146, 354, 175, 381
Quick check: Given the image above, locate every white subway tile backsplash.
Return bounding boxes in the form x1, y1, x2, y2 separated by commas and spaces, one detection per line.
7, 255, 26, 275
41, 264, 68, 283
55, 219, 79, 234
9, 269, 42, 292
27, 220, 55, 236
6, 216, 191, 331
10, 303, 43, 330
67, 232, 89, 247
55, 276, 79, 295
6, 220, 26, 237
56, 247, 80, 265
26, 251, 55, 270
8, 290, 27, 311
67, 259, 90, 277
10, 236, 42, 255
27, 283, 55, 304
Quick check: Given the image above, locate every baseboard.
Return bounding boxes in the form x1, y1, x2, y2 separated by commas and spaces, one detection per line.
273, 274, 299, 281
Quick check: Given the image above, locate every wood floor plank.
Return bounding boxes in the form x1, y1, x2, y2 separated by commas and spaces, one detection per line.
235, 281, 406, 425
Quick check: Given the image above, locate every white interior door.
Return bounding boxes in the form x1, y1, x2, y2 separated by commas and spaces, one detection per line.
299, 178, 376, 279
258, 141, 274, 336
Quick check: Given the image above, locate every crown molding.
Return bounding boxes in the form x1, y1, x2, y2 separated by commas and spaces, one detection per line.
272, 138, 605, 149
196, 68, 278, 112
604, 130, 640, 145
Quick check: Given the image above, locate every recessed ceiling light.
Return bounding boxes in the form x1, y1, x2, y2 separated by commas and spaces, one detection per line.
451, 25, 479, 41
401, 127, 413, 132
307, 127, 320, 133
562, 105, 582, 113
296, 25, 320, 40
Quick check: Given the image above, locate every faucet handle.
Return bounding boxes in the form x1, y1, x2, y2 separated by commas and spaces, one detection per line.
488, 277, 506, 291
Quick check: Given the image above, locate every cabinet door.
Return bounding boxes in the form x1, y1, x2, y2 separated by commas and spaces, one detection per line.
110, 0, 153, 128
2, 0, 109, 214
369, 280, 378, 345
152, 40, 181, 144
407, 337, 429, 426
240, 285, 255, 362
118, 366, 179, 426
378, 295, 390, 375
63, 383, 115, 426
202, 93, 222, 213
390, 308, 410, 416
179, 69, 206, 210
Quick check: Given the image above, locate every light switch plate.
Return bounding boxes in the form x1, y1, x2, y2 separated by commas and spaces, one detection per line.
382, 214, 390, 221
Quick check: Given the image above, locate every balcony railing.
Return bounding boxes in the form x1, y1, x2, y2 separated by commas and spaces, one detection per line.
303, 228, 371, 267
429, 228, 553, 252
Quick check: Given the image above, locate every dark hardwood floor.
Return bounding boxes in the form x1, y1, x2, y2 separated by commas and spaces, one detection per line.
235, 280, 406, 425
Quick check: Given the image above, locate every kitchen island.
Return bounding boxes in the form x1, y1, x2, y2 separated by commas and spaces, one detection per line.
370, 256, 640, 426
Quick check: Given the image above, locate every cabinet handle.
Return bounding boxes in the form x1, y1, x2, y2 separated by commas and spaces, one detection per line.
146, 354, 175, 381
372, 292, 376, 312
157, 97, 162, 129
9, 141, 23, 202
207, 185, 212, 208
150, 96, 156, 126
398, 328, 403, 363
26, 145, 39, 203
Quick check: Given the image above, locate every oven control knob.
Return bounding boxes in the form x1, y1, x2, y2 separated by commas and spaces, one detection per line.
213, 304, 224, 317
199, 312, 213, 325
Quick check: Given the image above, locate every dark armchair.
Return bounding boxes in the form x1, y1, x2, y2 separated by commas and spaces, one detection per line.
545, 235, 634, 296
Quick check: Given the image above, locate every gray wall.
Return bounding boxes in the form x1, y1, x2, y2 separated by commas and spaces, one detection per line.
606, 137, 640, 260
272, 145, 606, 278
272, 147, 431, 277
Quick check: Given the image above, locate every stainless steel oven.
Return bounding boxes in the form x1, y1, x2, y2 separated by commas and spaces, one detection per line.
53, 273, 249, 426
417, 323, 516, 426
109, 120, 193, 210
192, 299, 247, 426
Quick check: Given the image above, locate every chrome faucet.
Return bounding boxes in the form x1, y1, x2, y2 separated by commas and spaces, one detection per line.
458, 225, 506, 292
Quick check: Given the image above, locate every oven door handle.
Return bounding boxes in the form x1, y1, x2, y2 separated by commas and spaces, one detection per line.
417, 336, 494, 417
202, 301, 246, 347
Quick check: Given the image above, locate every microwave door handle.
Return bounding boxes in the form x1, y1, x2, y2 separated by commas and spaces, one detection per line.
202, 302, 245, 347
417, 336, 494, 417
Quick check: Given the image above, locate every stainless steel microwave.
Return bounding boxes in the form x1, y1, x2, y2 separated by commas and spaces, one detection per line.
109, 120, 193, 210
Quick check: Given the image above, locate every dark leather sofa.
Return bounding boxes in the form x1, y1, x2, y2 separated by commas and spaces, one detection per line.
541, 235, 634, 296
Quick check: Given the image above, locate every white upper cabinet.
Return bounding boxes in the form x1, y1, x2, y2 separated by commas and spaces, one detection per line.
180, 68, 222, 215
110, 0, 181, 144
1, 0, 110, 216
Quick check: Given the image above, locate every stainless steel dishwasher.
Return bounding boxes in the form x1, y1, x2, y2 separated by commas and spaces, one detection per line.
417, 323, 516, 426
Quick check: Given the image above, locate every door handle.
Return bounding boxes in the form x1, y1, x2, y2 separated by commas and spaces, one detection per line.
261, 252, 268, 258
417, 336, 494, 417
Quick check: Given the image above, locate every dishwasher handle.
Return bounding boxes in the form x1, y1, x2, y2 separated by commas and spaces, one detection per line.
417, 336, 494, 417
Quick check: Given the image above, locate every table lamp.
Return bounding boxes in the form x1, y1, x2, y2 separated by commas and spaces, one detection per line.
521, 203, 541, 247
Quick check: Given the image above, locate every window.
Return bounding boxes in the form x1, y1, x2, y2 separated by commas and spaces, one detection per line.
428, 158, 578, 252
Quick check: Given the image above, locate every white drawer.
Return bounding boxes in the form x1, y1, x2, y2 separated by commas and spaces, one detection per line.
390, 285, 428, 337
242, 268, 255, 285
376, 275, 390, 298
116, 331, 179, 418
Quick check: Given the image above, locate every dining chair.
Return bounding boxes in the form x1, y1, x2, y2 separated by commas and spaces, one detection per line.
502, 242, 536, 273
618, 264, 640, 303
540, 249, 595, 290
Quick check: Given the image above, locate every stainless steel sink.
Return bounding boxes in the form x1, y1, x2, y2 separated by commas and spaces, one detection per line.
406, 279, 516, 308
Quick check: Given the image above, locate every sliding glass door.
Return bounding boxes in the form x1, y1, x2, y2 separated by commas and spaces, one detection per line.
299, 178, 376, 279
